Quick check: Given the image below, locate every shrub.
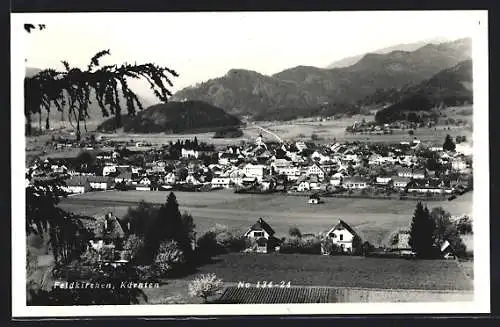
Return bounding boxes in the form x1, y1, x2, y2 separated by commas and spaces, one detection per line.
123, 234, 145, 262
26, 248, 39, 276
80, 248, 101, 266
320, 237, 342, 255
187, 273, 224, 303
135, 265, 160, 281
456, 215, 473, 235
154, 240, 186, 277
279, 236, 322, 254
196, 225, 246, 259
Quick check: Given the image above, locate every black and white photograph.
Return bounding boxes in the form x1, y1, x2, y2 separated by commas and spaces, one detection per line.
12, 10, 489, 317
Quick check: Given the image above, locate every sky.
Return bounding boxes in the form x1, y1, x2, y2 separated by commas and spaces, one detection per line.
14, 11, 483, 100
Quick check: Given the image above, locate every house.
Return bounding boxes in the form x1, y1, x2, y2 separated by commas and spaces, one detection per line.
311, 150, 331, 164
63, 176, 92, 194
397, 167, 413, 178
185, 173, 201, 185
430, 146, 444, 152
342, 176, 368, 189
295, 141, 307, 152
164, 172, 177, 185
412, 169, 426, 180
440, 240, 456, 259
211, 177, 231, 189
114, 172, 133, 184
243, 218, 281, 253
243, 163, 269, 182
306, 163, 326, 181
297, 181, 310, 192
308, 193, 320, 204
392, 176, 411, 189
279, 166, 301, 181
181, 148, 199, 159
102, 165, 117, 176
137, 176, 152, 186
329, 175, 342, 186
88, 175, 114, 190
376, 176, 392, 185
323, 219, 359, 254
86, 212, 127, 262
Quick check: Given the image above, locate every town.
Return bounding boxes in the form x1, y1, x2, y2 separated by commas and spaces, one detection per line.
27, 131, 472, 201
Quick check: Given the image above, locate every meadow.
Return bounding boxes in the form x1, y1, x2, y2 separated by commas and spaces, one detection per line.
59, 189, 472, 247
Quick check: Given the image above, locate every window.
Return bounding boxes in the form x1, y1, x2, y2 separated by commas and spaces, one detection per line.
339, 234, 343, 241
254, 231, 264, 237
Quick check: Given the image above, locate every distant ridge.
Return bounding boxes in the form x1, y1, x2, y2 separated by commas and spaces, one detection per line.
173, 38, 471, 119
374, 59, 473, 123
325, 37, 451, 68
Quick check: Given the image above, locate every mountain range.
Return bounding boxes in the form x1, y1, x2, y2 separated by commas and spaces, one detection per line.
172, 38, 472, 118
325, 37, 451, 68
374, 59, 472, 123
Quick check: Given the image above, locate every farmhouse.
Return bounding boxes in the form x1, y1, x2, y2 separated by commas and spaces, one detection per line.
243, 218, 281, 253
323, 219, 359, 253
85, 212, 127, 261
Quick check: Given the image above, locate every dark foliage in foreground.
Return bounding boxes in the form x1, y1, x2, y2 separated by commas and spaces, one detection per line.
25, 47, 178, 140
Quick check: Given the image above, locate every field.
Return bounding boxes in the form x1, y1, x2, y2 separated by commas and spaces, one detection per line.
141, 253, 473, 304
59, 189, 473, 246
27, 108, 473, 161
194, 253, 473, 290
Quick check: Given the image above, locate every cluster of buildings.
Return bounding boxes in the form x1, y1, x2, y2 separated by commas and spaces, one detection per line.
26, 134, 473, 197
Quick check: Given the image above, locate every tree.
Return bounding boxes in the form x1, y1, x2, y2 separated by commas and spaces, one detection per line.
443, 134, 456, 152
188, 273, 224, 303
408, 202, 436, 258
121, 201, 159, 236
145, 192, 192, 259
288, 226, 302, 238
25, 44, 178, 140
154, 240, 186, 277
430, 207, 467, 257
